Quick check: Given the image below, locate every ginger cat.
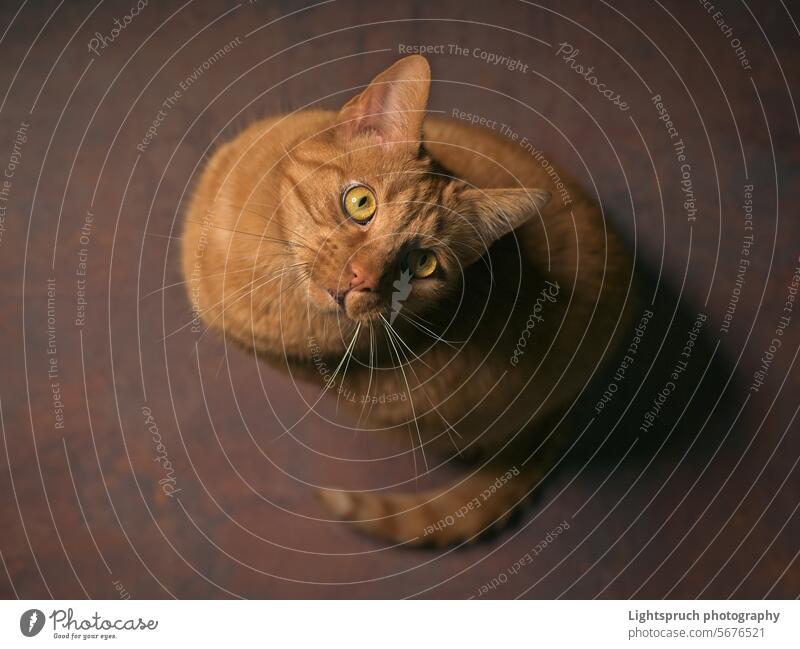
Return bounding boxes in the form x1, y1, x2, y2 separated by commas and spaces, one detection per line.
181, 55, 635, 546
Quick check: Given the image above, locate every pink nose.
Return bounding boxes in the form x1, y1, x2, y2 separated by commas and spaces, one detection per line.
349, 261, 377, 292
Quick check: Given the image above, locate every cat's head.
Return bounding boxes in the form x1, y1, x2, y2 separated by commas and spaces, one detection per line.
279, 55, 550, 325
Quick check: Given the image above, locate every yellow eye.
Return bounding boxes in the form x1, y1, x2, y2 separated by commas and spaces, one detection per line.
342, 184, 377, 223
406, 249, 437, 278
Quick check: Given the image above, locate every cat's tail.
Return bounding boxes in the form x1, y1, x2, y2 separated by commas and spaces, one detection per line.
318, 459, 550, 547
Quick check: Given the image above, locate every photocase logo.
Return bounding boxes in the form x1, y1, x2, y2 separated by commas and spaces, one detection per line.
390, 268, 413, 324
20, 609, 45, 637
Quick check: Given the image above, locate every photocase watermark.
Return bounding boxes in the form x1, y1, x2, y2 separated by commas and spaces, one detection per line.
555, 42, 629, 112
21, 606, 158, 640
750, 255, 800, 393
720, 184, 755, 334
422, 467, 520, 537
112, 579, 131, 600
450, 109, 573, 207
651, 93, 697, 223
652, 93, 681, 141
509, 280, 560, 366
398, 43, 529, 72
0, 120, 30, 249
42, 608, 157, 641
594, 308, 653, 415
189, 210, 214, 334
699, 0, 752, 70
46, 278, 66, 432
475, 519, 570, 597
87, 0, 148, 57
142, 406, 181, 498
20, 609, 45, 637
74, 210, 94, 328
390, 267, 413, 324
639, 312, 706, 433
136, 36, 242, 153
307, 337, 407, 404
627, 609, 779, 640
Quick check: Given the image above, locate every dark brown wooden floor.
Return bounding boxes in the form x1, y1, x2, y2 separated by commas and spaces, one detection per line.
0, 0, 798, 598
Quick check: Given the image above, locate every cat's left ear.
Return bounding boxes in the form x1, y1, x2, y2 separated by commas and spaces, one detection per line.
336, 55, 430, 151
453, 188, 551, 264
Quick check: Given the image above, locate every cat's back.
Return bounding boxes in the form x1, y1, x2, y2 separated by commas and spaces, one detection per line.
422, 116, 637, 402
190, 110, 336, 197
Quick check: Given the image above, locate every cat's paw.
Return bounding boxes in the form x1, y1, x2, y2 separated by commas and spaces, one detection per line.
317, 479, 526, 548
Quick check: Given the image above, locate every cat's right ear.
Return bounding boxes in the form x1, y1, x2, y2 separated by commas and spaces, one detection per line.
336, 55, 431, 152
452, 187, 551, 265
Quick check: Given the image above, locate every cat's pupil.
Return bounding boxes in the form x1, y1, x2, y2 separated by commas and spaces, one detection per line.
358, 196, 367, 208
418, 254, 427, 267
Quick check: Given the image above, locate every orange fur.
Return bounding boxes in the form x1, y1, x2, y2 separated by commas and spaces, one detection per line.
182, 56, 636, 546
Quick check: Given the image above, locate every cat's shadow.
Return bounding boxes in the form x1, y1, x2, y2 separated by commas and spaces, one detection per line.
558, 258, 744, 493
412, 257, 743, 552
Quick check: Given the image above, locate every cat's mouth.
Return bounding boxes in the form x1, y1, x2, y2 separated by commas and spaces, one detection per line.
325, 288, 347, 307
314, 284, 385, 322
